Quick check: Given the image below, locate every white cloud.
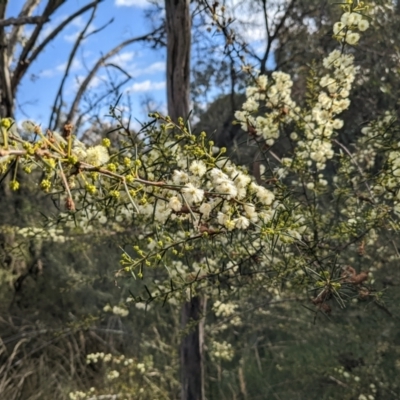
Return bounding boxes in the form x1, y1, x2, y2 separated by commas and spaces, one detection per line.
64, 30, 84, 43
73, 74, 104, 90
129, 80, 165, 92
57, 59, 83, 72
114, 0, 151, 7
130, 61, 165, 77
146, 61, 165, 73
107, 53, 164, 77
126, 61, 166, 77
71, 16, 88, 29
40, 59, 82, 78
107, 55, 165, 77
109, 51, 136, 69
66, 74, 105, 97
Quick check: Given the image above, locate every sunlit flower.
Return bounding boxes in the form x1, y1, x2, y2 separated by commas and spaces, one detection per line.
169, 196, 182, 212
341, 12, 358, 26
233, 216, 250, 229
346, 32, 360, 45
333, 21, 345, 35
358, 19, 369, 32
112, 305, 129, 317
172, 169, 189, 184
107, 370, 120, 380
199, 202, 212, 218
85, 145, 109, 166
182, 183, 204, 203
189, 160, 207, 177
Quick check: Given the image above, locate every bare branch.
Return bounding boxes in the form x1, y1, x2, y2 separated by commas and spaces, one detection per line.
11, 0, 104, 92
260, 0, 296, 74
74, 76, 131, 134
0, 15, 48, 28
11, 0, 66, 92
50, 0, 101, 130
8, 0, 41, 62
66, 27, 163, 124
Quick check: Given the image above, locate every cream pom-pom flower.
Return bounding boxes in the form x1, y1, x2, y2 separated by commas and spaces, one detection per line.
85, 145, 110, 166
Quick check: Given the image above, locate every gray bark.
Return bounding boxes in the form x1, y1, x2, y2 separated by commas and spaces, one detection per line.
0, 1, 13, 118
180, 296, 206, 400
165, 0, 191, 121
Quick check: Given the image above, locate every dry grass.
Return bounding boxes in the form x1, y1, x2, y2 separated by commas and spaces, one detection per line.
0, 315, 117, 400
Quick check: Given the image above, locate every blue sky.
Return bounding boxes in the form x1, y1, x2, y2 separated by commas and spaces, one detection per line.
6, 0, 276, 133
7, 0, 167, 130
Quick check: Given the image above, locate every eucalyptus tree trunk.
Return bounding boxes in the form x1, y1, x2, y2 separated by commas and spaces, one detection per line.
0, 1, 14, 119
165, 1, 205, 399
165, 0, 191, 121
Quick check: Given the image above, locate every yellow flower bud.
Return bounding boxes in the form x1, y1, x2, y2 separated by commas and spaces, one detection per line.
109, 190, 120, 198
102, 138, 111, 147
1, 118, 12, 129
9, 180, 20, 191
40, 179, 52, 192
85, 184, 97, 195
107, 163, 117, 172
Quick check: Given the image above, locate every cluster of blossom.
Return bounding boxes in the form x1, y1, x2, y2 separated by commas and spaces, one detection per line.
68, 391, 88, 400
295, 5, 370, 174
72, 353, 147, 399
106, 370, 120, 380
86, 352, 146, 368
17, 226, 68, 243
333, 11, 370, 45
103, 304, 129, 317
212, 300, 238, 317
209, 300, 242, 335
332, 366, 377, 400
294, 49, 359, 172
86, 352, 113, 364
129, 132, 281, 236
359, 112, 400, 212
353, 144, 377, 171
235, 72, 299, 146
121, 197, 308, 297
210, 340, 234, 361
233, 6, 369, 178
